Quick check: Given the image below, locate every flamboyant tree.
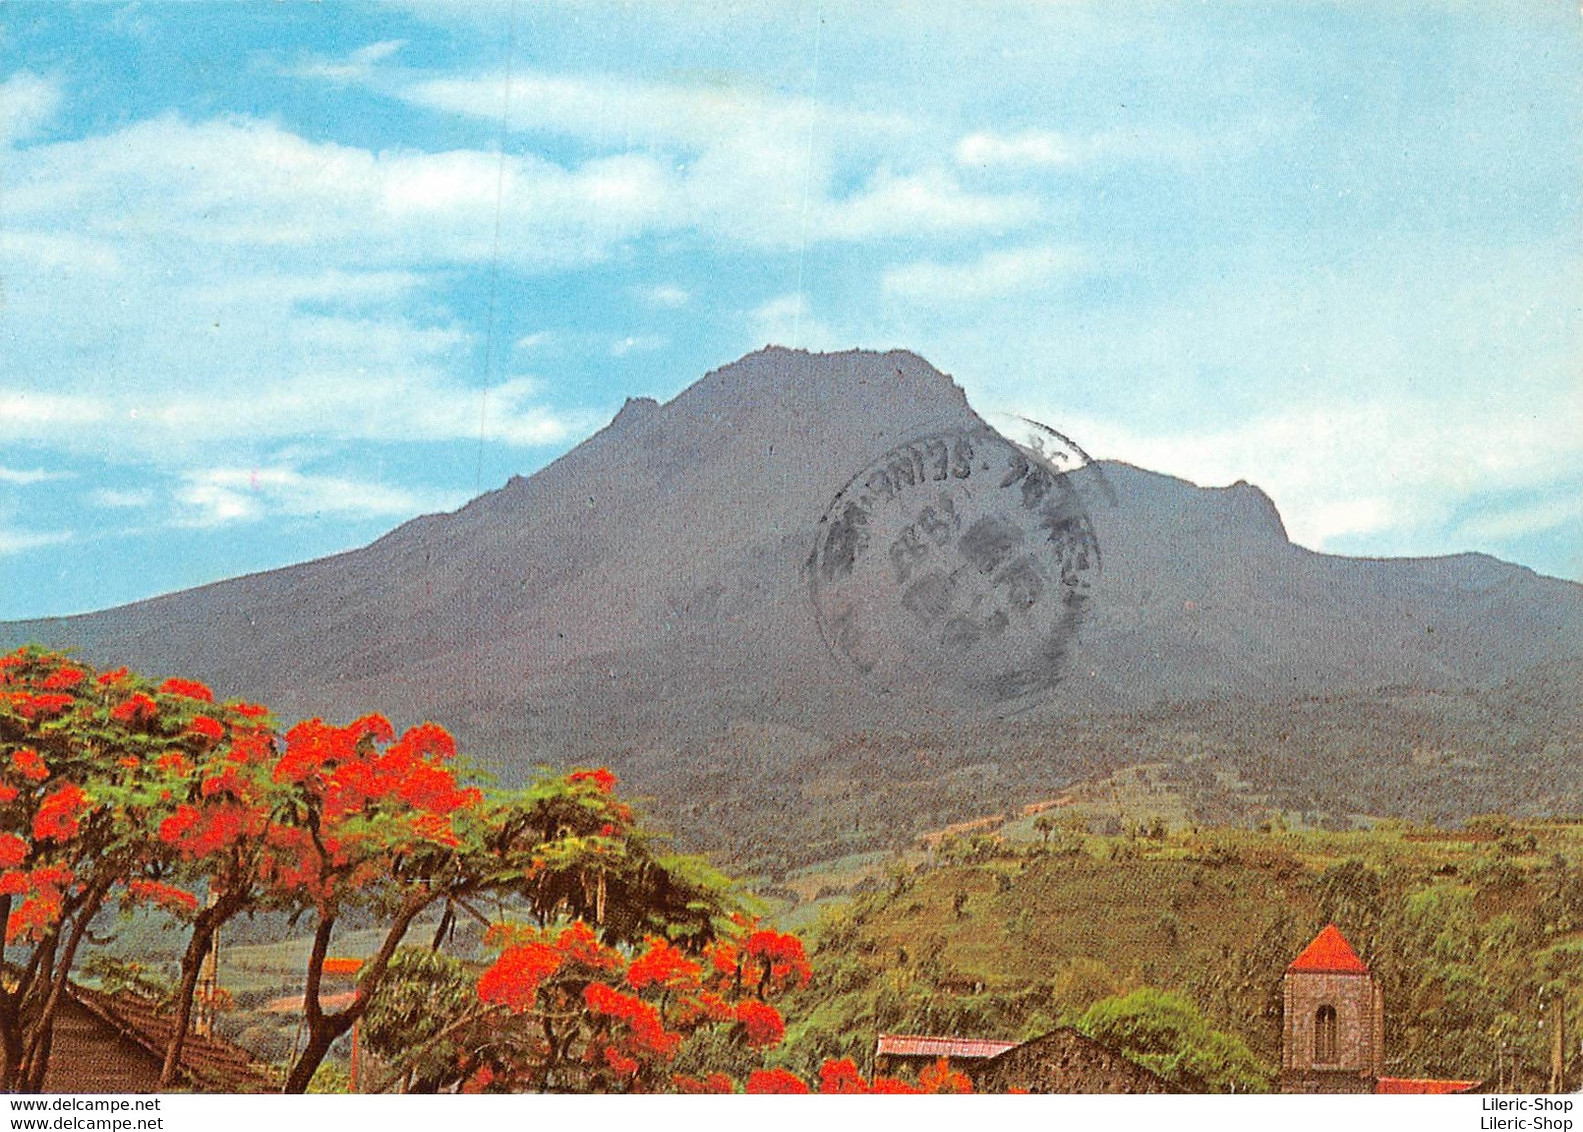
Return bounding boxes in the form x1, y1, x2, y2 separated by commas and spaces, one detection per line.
267, 714, 492, 1093
0, 649, 270, 1091
1, 648, 850, 1097
133, 687, 283, 1088
361, 767, 760, 1092
471, 919, 812, 1092
364, 914, 812, 1093
488, 766, 739, 947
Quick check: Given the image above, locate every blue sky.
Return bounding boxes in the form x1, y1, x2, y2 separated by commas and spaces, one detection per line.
1, 1, 1579, 619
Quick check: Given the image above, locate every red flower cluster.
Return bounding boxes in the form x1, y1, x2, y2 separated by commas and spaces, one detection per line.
32, 784, 88, 842
819, 1058, 867, 1094
477, 942, 562, 1013
7, 894, 62, 943
815, 1057, 970, 1095
158, 678, 214, 702
155, 752, 192, 776
583, 981, 681, 1059
472, 907, 815, 1094
199, 767, 244, 799
603, 1046, 640, 1078
745, 1068, 810, 1094
279, 717, 479, 834
734, 998, 786, 1049
40, 667, 85, 691
128, 878, 200, 915
158, 803, 249, 858
109, 693, 158, 725
186, 715, 225, 743
549, 920, 623, 973
96, 667, 130, 688
8, 693, 74, 721
3, 865, 75, 943
568, 767, 618, 794
625, 937, 701, 991
916, 1058, 974, 1094
0, 833, 28, 869
11, 748, 48, 782
742, 929, 813, 991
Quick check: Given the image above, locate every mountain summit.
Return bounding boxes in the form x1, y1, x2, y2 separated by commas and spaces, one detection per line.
7, 348, 1580, 861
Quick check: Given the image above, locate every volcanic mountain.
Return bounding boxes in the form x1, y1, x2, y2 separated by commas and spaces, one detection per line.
7, 349, 1581, 865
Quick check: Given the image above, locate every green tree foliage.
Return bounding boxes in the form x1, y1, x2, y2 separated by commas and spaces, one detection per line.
358, 947, 477, 1093
1078, 988, 1272, 1093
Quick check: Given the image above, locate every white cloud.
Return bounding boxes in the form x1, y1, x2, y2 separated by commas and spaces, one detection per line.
0, 367, 579, 455
748, 294, 846, 353
91, 488, 154, 509
0, 103, 1030, 474
6, 115, 680, 270
1, 117, 591, 460
1457, 495, 1583, 543
954, 121, 1274, 169
175, 467, 467, 528
883, 244, 1085, 304
513, 331, 557, 353
0, 231, 120, 273
399, 69, 1026, 247
1005, 393, 1583, 556
956, 131, 1085, 169
403, 68, 909, 155
0, 390, 111, 428
0, 528, 70, 556
287, 40, 407, 84
0, 72, 61, 146
0, 466, 70, 486
610, 334, 666, 357
815, 168, 1034, 242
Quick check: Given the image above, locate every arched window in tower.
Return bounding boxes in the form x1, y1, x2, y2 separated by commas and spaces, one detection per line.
1314, 1004, 1338, 1063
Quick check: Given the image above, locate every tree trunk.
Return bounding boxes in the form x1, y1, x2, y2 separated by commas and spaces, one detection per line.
0, 1016, 20, 1095
160, 893, 242, 1089
21, 880, 108, 1092
0, 893, 18, 1094
282, 890, 434, 1093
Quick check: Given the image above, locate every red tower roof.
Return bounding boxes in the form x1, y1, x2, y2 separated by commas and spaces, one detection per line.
1376, 1077, 1480, 1095
1288, 924, 1370, 974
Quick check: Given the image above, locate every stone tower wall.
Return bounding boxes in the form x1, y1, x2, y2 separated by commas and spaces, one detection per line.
1282, 970, 1382, 1077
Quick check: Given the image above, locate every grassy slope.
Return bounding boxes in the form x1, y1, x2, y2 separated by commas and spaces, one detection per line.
769, 815, 1583, 1090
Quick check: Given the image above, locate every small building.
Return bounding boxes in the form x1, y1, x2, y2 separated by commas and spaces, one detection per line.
1279, 923, 1478, 1096
873, 1033, 1018, 1080
1279, 922, 1384, 1093
874, 1029, 1168, 1092
42, 984, 275, 1093
975, 1027, 1171, 1094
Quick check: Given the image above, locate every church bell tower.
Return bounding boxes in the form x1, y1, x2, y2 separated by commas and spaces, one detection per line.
1279, 924, 1384, 1093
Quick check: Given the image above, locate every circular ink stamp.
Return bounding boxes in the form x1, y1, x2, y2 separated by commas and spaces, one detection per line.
807, 419, 1101, 706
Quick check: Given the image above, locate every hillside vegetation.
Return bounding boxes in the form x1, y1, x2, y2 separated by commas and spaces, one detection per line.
766, 814, 1583, 1092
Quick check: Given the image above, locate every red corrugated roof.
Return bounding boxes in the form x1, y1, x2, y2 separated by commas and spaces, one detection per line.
1288, 924, 1369, 974
68, 985, 276, 1092
876, 1034, 1020, 1060
1376, 1077, 1480, 1094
